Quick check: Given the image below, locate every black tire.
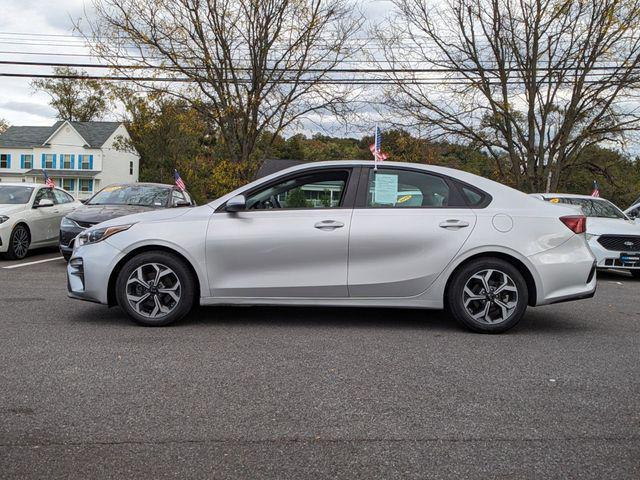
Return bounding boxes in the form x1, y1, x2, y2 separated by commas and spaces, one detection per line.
115, 251, 195, 326
446, 257, 529, 334
630, 270, 640, 279
4, 224, 30, 260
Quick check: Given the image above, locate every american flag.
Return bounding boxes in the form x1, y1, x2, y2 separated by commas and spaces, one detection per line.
42, 169, 55, 188
591, 180, 600, 198
174, 169, 186, 191
369, 126, 389, 168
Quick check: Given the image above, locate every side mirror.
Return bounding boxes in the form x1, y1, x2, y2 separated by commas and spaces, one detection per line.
225, 194, 246, 212
174, 200, 192, 208
35, 199, 54, 208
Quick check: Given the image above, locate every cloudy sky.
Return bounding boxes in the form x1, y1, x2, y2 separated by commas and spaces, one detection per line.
0, 0, 393, 131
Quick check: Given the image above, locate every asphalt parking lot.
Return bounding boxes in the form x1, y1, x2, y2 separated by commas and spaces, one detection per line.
0, 250, 639, 479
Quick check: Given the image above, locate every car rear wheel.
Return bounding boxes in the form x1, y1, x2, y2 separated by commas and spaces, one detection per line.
115, 251, 195, 326
446, 258, 528, 333
4, 224, 30, 260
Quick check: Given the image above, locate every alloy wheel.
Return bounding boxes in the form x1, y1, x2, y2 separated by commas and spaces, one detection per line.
462, 269, 519, 324
13, 227, 29, 258
125, 263, 182, 319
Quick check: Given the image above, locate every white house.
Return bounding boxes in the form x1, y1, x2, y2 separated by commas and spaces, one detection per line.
0, 120, 139, 199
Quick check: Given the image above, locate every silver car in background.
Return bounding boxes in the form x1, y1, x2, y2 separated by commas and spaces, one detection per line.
532, 193, 640, 279
67, 161, 596, 333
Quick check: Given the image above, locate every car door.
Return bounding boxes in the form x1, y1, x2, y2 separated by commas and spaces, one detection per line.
30, 187, 59, 244
348, 166, 477, 297
206, 167, 357, 298
52, 188, 78, 224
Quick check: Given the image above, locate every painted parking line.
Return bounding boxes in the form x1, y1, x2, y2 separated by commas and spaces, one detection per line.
2, 256, 64, 269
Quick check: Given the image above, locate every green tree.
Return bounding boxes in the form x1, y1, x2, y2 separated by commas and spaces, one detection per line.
32, 67, 109, 122
285, 188, 309, 208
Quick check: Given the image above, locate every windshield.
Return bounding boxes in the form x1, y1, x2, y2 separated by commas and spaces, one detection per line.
551, 197, 627, 219
88, 185, 171, 207
0, 186, 34, 204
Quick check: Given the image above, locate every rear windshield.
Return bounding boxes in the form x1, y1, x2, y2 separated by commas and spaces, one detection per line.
548, 197, 626, 219
0, 186, 34, 204
88, 185, 171, 207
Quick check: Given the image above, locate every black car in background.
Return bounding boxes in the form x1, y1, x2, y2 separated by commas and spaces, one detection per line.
59, 183, 195, 260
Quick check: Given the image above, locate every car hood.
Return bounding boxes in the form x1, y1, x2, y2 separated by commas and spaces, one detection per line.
588, 217, 640, 236
0, 204, 26, 216
67, 204, 159, 224
91, 206, 197, 228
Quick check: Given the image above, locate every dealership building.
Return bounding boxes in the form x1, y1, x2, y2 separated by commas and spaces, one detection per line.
0, 120, 139, 199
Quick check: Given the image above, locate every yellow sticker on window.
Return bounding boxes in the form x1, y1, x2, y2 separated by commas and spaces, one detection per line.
397, 195, 413, 204
549, 198, 560, 203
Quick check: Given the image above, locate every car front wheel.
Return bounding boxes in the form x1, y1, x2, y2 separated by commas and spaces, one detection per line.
4, 224, 30, 260
115, 251, 195, 326
446, 258, 528, 334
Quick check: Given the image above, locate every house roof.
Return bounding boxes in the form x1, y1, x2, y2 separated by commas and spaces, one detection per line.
254, 159, 305, 179
0, 121, 122, 148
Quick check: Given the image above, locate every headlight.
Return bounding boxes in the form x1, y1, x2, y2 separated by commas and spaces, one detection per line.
75, 224, 134, 247
585, 233, 597, 241
0, 215, 9, 224
61, 217, 80, 228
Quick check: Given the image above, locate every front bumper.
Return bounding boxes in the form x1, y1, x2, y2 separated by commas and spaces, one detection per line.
67, 240, 123, 305
0, 222, 11, 253
59, 226, 84, 257
588, 238, 640, 270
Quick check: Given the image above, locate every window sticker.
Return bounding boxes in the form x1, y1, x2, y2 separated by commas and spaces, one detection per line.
373, 173, 398, 205
549, 198, 560, 203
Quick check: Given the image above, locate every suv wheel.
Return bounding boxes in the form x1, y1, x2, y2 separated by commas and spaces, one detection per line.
447, 258, 528, 333
5, 224, 30, 260
115, 251, 195, 326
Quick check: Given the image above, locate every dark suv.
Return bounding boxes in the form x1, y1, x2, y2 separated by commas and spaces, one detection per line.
59, 183, 194, 260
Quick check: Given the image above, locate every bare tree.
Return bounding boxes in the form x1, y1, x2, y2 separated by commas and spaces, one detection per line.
83, 0, 362, 164
378, 0, 640, 191
32, 67, 109, 122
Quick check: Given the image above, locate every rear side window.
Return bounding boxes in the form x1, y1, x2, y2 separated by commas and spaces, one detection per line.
366, 169, 450, 207
460, 185, 489, 207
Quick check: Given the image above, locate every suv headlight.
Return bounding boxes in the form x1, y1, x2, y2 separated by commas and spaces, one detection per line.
75, 224, 134, 247
61, 217, 80, 228
0, 215, 9, 224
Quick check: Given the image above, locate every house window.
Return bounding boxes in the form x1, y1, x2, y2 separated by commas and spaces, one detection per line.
79, 155, 91, 170
44, 154, 55, 169
23, 154, 33, 169
60, 154, 73, 169
62, 178, 75, 192
0, 154, 9, 168
129, 161, 133, 175
79, 179, 93, 192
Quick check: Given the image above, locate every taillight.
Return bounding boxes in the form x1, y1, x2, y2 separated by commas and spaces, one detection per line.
560, 215, 586, 234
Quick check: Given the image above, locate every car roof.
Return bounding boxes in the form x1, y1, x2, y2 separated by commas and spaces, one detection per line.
532, 193, 610, 200
0, 182, 44, 188
105, 182, 175, 188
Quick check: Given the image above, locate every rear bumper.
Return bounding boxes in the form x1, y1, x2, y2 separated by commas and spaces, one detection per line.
529, 235, 597, 306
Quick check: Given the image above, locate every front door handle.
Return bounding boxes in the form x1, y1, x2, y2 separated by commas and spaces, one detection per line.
439, 219, 470, 229
314, 220, 345, 230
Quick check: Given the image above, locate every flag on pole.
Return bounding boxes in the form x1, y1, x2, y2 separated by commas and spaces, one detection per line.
42, 169, 55, 188
174, 169, 186, 191
369, 125, 389, 169
591, 180, 600, 197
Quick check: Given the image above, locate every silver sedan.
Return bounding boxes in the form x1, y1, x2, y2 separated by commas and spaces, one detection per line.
67, 161, 597, 333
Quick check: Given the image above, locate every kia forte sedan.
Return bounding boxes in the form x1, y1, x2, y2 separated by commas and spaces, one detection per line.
67, 161, 596, 333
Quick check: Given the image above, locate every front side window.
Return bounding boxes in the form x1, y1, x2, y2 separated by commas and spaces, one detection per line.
0, 154, 9, 168
34, 187, 56, 205
0, 186, 33, 204
246, 170, 349, 210
88, 184, 171, 207
366, 168, 450, 208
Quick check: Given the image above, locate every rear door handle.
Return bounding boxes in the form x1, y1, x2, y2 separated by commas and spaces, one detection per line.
439, 219, 470, 229
314, 220, 345, 230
